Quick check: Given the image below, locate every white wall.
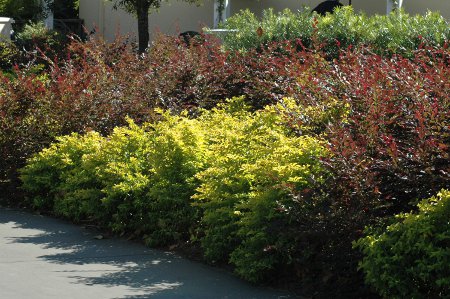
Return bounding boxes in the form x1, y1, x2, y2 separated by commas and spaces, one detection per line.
0, 17, 14, 40
79, 0, 450, 42
80, 0, 214, 42
231, 0, 449, 18
403, 0, 450, 17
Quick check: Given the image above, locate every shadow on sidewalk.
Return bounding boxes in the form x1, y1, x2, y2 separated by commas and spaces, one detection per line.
0, 208, 293, 299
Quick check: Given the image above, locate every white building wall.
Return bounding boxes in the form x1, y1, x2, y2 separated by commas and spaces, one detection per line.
0, 17, 14, 40
80, 0, 214, 42
231, 0, 449, 18
79, 0, 450, 42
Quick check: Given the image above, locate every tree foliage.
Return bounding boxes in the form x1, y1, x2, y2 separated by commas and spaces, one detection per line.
0, 0, 44, 21
0, 0, 79, 21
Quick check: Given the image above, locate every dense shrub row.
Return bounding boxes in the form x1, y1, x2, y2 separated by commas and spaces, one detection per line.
0, 34, 332, 190
2, 32, 449, 297
0, 37, 155, 193
219, 7, 450, 56
286, 46, 449, 296
21, 98, 327, 284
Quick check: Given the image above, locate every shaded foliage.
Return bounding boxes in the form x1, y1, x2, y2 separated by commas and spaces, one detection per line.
355, 190, 450, 298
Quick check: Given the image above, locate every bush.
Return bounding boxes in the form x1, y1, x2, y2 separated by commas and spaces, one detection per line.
219, 7, 449, 56
0, 40, 21, 71
193, 98, 328, 282
325, 47, 450, 217
21, 115, 205, 246
0, 0, 44, 22
147, 33, 341, 111
8, 30, 420, 196
0, 69, 57, 196
5, 32, 450, 297
19, 132, 104, 213
281, 46, 450, 297
355, 190, 450, 298
21, 97, 328, 284
1, 33, 331, 192
0, 36, 156, 198
95, 117, 205, 246
15, 22, 67, 62
219, 8, 314, 52
50, 0, 79, 19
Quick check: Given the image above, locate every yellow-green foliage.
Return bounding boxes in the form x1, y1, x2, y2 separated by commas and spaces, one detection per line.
22, 117, 206, 245
194, 98, 328, 281
20, 131, 104, 216
21, 97, 327, 281
0, 40, 21, 71
94, 117, 205, 245
275, 97, 350, 136
355, 190, 450, 298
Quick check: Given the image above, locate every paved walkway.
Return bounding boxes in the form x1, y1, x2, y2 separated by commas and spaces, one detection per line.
0, 208, 295, 299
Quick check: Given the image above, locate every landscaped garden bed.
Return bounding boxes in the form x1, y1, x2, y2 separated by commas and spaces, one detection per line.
1, 7, 449, 298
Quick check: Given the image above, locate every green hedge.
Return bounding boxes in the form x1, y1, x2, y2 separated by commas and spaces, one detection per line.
15, 22, 66, 56
219, 7, 449, 56
21, 115, 205, 246
0, 22, 66, 72
355, 190, 450, 298
21, 98, 327, 282
193, 99, 328, 281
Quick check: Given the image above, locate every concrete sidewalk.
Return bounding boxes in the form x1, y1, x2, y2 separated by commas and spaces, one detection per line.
0, 208, 295, 299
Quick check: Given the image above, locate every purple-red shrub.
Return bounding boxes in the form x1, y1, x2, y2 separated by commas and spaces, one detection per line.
142, 37, 449, 296
283, 46, 450, 297
326, 47, 449, 216
145, 35, 336, 111
0, 36, 156, 195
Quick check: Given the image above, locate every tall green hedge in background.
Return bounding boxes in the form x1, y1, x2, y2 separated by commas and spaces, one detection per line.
51, 0, 79, 18
219, 7, 450, 56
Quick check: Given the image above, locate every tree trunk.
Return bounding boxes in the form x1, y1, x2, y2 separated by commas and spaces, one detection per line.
136, 0, 150, 54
